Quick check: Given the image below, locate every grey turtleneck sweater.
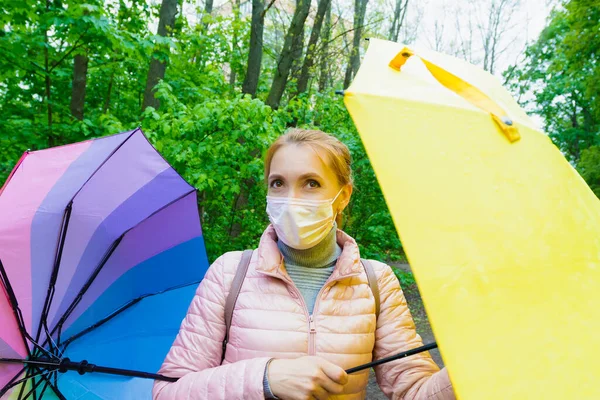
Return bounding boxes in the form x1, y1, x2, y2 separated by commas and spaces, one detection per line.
264, 224, 343, 398
278, 224, 343, 313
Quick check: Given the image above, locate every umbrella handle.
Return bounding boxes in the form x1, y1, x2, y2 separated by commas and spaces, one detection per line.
388, 48, 520, 144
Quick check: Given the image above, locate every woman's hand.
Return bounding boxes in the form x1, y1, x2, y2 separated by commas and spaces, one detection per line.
268, 356, 348, 400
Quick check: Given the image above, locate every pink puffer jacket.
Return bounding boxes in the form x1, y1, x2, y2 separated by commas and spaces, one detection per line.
153, 226, 455, 399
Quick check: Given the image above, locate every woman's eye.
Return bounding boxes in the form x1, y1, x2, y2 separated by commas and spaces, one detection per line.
270, 179, 283, 188
307, 180, 321, 188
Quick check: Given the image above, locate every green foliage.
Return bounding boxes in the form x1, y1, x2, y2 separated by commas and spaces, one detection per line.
393, 268, 416, 289
578, 145, 600, 198
142, 81, 285, 259
0, 0, 406, 265
3, 0, 597, 270
505, 0, 600, 168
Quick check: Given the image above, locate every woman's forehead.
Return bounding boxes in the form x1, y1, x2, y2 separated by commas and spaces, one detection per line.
270, 144, 335, 179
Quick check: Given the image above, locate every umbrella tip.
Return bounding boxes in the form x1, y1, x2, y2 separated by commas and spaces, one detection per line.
335, 90, 345, 96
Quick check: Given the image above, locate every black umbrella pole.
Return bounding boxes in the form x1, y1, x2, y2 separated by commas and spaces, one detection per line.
57, 358, 178, 382
1, 357, 178, 382
345, 342, 438, 374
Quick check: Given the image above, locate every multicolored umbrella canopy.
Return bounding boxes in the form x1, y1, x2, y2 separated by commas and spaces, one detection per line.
344, 39, 600, 399
0, 128, 209, 399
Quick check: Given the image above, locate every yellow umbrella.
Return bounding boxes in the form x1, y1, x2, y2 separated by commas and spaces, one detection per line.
343, 38, 600, 399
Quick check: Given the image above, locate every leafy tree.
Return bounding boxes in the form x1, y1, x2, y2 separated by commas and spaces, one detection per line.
505, 0, 600, 167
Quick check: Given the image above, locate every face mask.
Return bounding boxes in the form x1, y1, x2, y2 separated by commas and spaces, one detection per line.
266, 189, 343, 250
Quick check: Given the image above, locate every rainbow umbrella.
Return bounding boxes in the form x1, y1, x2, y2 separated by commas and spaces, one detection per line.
0, 128, 209, 399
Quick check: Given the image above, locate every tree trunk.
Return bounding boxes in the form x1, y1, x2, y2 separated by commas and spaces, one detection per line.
198, 191, 206, 226
70, 53, 88, 120
141, 0, 179, 112
297, 0, 332, 94
229, 146, 260, 239
318, 4, 332, 92
289, 22, 305, 84
44, 0, 54, 147
343, 0, 368, 89
242, 0, 265, 97
205, 0, 214, 14
266, 0, 311, 109
102, 70, 115, 114
201, 0, 214, 31
388, 0, 408, 42
230, 0, 241, 88
477, 0, 521, 74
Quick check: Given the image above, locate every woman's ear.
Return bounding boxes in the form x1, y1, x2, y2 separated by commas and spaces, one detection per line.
337, 184, 353, 213
335, 184, 353, 228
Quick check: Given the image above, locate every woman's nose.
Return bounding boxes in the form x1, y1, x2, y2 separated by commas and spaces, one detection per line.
286, 188, 300, 199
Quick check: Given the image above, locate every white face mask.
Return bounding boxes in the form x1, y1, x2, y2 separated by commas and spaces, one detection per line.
266, 189, 343, 250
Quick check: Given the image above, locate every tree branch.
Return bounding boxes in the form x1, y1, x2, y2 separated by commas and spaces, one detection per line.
49, 29, 89, 72
0, 53, 46, 78
261, 0, 277, 18
320, 17, 385, 48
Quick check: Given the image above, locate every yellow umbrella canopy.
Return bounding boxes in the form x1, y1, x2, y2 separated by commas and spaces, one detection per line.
344, 38, 600, 399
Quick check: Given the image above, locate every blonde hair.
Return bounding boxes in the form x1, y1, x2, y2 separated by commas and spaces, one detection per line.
264, 128, 353, 187
264, 128, 353, 227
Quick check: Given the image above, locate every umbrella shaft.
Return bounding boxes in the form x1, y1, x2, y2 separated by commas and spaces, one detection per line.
4, 343, 439, 382
345, 342, 438, 374
55, 358, 178, 382
68, 362, 178, 382
1, 357, 177, 382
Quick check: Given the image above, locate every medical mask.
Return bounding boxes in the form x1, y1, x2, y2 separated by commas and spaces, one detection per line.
266, 189, 343, 250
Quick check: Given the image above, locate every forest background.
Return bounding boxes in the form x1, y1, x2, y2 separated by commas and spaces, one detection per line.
0, 0, 598, 274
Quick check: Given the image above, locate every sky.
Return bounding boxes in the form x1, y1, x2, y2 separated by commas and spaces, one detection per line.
406, 0, 556, 128
409, 0, 554, 76
169, 0, 555, 78
158, 0, 556, 127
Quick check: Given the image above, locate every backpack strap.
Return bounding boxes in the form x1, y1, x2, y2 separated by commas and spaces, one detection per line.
221, 249, 253, 364
361, 258, 381, 318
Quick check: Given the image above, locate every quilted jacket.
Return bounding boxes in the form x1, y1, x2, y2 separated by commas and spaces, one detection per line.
153, 225, 455, 399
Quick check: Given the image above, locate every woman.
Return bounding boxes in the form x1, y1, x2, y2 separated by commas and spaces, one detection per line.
153, 129, 455, 400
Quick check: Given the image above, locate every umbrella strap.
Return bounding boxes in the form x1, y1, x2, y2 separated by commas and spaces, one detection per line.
388, 47, 520, 143
222, 249, 254, 364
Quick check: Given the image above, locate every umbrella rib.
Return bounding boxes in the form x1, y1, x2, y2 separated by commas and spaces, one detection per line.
50, 188, 197, 348
44, 375, 67, 400
0, 151, 28, 196
0, 259, 33, 359
3, 367, 50, 398
60, 279, 201, 350
53, 234, 124, 348
16, 366, 34, 400
0, 366, 26, 397
34, 129, 139, 348
36, 372, 51, 399
18, 367, 53, 400
69, 128, 139, 201
34, 202, 73, 349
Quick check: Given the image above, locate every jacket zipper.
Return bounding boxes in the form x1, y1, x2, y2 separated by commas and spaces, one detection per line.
272, 269, 362, 356
287, 281, 330, 356
308, 314, 317, 355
